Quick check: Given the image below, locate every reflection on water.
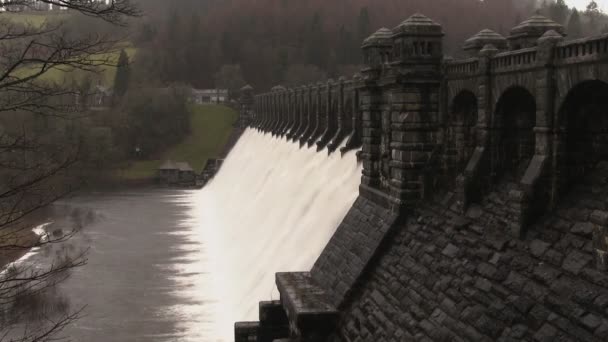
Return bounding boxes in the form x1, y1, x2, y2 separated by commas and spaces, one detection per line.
5, 128, 361, 341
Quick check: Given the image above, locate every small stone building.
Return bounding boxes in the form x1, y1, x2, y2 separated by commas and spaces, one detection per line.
158, 160, 179, 184
191, 89, 229, 104
158, 160, 196, 186
176, 162, 196, 185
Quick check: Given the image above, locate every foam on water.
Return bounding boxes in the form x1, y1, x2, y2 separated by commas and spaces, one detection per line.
173, 128, 361, 341
0, 222, 51, 275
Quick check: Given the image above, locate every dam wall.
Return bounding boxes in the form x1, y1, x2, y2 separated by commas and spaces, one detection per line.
235, 12, 608, 342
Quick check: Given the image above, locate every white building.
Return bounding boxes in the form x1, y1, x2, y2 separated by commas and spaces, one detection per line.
191, 89, 229, 104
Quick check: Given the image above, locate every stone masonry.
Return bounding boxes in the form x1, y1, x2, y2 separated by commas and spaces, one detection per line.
236, 12, 608, 342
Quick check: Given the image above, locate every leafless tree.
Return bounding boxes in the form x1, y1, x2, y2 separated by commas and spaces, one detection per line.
0, 1, 139, 341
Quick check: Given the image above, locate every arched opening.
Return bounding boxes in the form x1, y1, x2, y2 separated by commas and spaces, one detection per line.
495, 87, 536, 180
448, 90, 478, 173
558, 80, 608, 189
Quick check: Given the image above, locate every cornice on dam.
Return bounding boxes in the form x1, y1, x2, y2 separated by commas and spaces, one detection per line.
236, 12, 608, 342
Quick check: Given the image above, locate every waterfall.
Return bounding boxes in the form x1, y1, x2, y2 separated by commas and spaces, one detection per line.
181, 128, 361, 341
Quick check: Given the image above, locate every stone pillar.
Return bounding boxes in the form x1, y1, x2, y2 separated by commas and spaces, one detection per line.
264, 93, 270, 130
255, 94, 261, 128
287, 88, 295, 136
341, 75, 363, 154
288, 87, 299, 139
300, 85, 316, 146
454, 44, 498, 213
317, 79, 337, 151
307, 83, 324, 147
292, 87, 305, 142
269, 89, 277, 133
507, 30, 564, 237
329, 77, 350, 153
297, 86, 306, 140
280, 89, 291, 136
358, 28, 392, 204
252, 95, 259, 128
271, 86, 286, 135
268, 90, 276, 134
384, 14, 444, 209
263, 92, 270, 132
277, 89, 286, 135
591, 211, 608, 271
263, 93, 270, 131
238, 85, 254, 128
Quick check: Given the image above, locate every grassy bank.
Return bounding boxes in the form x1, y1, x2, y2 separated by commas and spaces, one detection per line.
5, 11, 69, 26
14, 44, 137, 88
6, 12, 137, 88
116, 104, 239, 181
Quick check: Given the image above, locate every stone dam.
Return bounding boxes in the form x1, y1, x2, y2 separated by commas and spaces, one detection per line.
233, 13, 608, 342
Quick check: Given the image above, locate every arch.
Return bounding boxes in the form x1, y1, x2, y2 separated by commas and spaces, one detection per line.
494, 86, 536, 180
557, 80, 608, 188
447, 90, 478, 173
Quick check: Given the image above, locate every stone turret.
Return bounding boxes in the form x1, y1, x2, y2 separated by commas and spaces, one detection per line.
390, 13, 443, 74
463, 29, 507, 57
238, 85, 254, 128
361, 27, 393, 80
508, 14, 565, 50
358, 29, 392, 192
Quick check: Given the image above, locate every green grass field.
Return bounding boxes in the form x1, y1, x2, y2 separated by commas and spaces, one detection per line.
4, 12, 137, 88
15, 45, 137, 88
4, 11, 69, 26
117, 104, 239, 180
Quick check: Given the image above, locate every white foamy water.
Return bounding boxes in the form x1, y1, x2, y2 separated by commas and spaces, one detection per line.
173, 128, 362, 341
1, 222, 51, 275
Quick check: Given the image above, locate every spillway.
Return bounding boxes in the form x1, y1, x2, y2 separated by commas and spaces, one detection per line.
179, 128, 361, 341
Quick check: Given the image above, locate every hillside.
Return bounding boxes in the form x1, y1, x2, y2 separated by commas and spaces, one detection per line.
117, 104, 239, 181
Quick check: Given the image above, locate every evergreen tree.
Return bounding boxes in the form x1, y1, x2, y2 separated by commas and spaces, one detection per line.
549, 0, 569, 24
305, 12, 328, 68
337, 25, 356, 65
114, 50, 131, 99
568, 9, 583, 38
586, 0, 601, 33
186, 13, 204, 87
357, 7, 371, 43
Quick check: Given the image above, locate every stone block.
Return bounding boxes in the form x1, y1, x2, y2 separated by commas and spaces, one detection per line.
442, 243, 460, 258
533, 323, 558, 342
562, 250, 593, 275
235, 322, 260, 342
529, 239, 550, 257
571, 222, 594, 237
276, 272, 338, 339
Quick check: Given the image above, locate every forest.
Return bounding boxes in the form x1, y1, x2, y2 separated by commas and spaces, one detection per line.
131, 0, 608, 92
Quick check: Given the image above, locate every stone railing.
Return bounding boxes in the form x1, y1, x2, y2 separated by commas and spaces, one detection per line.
445, 58, 480, 76
555, 34, 608, 63
491, 47, 538, 71
253, 77, 362, 154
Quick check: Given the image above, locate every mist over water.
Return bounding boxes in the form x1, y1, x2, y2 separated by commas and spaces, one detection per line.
180, 128, 362, 340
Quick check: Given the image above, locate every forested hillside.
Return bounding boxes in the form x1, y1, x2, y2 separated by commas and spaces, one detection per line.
132, 0, 608, 91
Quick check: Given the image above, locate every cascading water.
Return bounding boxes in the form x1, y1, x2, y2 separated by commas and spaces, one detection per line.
175, 128, 361, 341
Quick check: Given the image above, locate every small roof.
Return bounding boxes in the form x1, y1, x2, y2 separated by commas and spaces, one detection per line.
392, 13, 443, 36
175, 162, 194, 172
362, 27, 393, 48
539, 29, 565, 42
159, 160, 177, 170
464, 29, 507, 51
509, 14, 565, 39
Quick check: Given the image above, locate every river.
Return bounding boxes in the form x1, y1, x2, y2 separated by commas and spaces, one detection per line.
7, 130, 362, 341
